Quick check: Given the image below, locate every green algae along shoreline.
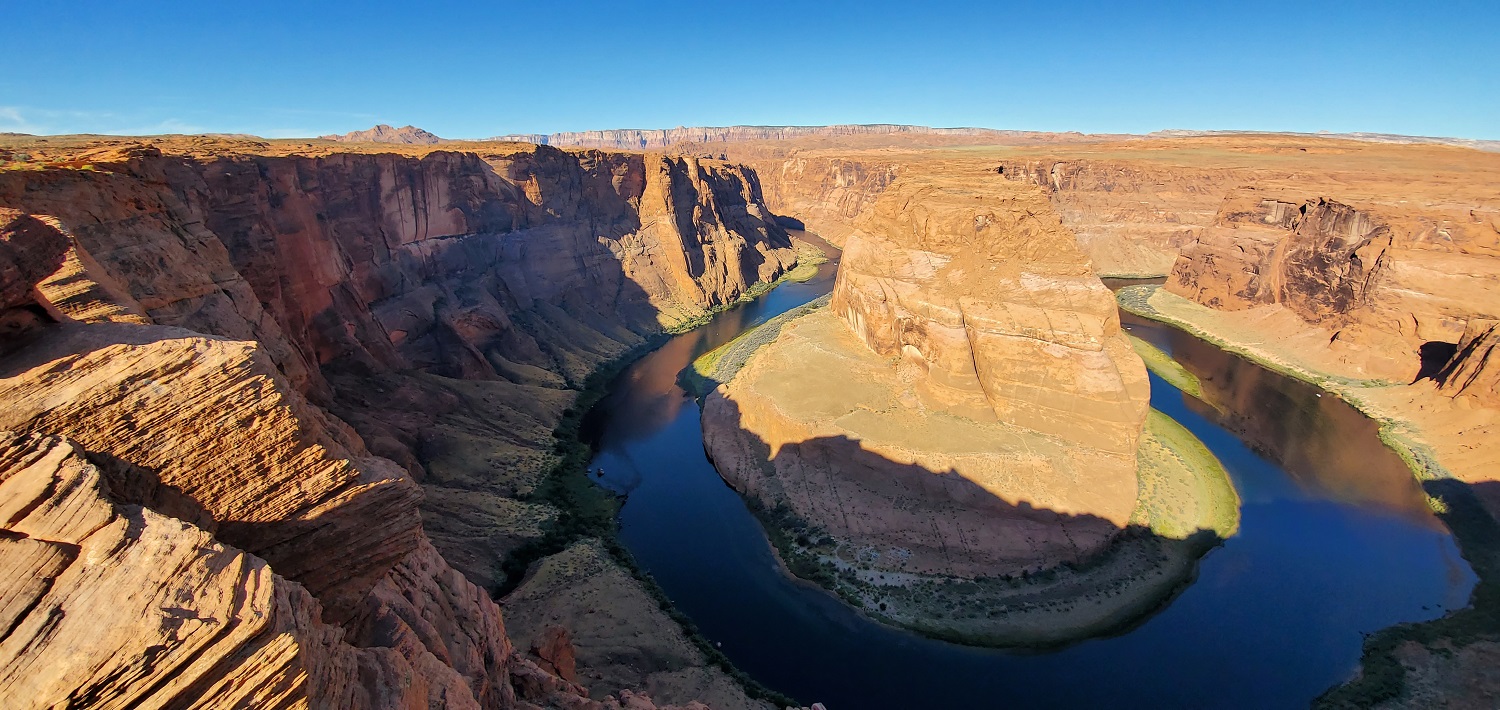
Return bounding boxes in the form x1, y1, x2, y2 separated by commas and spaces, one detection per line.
495, 250, 841, 710
1115, 283, 1500, 708
686, 300, 1241, 648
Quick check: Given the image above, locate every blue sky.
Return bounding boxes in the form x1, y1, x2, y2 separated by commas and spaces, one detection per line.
3, 1, 1496, 139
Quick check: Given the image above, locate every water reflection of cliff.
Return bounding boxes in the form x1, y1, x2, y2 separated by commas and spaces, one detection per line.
1125, 313, 1437, 523
592, 230, 842, 449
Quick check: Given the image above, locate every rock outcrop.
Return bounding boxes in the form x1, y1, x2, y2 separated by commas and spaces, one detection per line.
830, 177, 1150, 455
742, 155, 902, 247
704, 171, 1149, 579
0, 321, 425, 623
0, 209, 68, 343
0, 140, 798, 589
0, 136, 796, 708
0, 209, 67, 311
1167, 189, 1500, 382
1439, 318, 1500, 406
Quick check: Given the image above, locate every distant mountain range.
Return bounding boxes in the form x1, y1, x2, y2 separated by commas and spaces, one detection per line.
319, 123, 1500, 153
484, 124, 1097, 150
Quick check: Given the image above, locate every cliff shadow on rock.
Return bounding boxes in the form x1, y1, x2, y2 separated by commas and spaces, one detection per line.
701, 387, 1240, 649
0, 142, 811, 708
0, 141, 804, 602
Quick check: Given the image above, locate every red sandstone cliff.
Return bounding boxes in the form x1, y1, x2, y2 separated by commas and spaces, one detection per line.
0, 137, 796, 708
1166, 190, 1500, 382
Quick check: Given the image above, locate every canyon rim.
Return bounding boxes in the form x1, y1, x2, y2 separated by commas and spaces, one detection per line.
0, 118, 1496, 710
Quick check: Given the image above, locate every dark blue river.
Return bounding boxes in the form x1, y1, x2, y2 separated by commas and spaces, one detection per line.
583, 240, 1474, 709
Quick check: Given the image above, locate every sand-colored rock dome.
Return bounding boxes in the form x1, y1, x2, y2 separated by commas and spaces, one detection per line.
705, 171, 1150, 580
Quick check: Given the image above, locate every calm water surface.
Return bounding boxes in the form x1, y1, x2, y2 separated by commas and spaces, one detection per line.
581, 255, 1474, 709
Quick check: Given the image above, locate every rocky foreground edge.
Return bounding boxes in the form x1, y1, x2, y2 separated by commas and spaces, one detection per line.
0, 137, 812, 710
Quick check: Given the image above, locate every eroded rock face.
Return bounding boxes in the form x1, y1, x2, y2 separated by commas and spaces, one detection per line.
705, 173, 1149, 578
0, 209, 69, 344
1167, 194, 1394, 318
0, 209, 68, 312
0, 137, 795, 708
1167, 190, 1500, 381
0, 431, 433, 709
831, 177, 1150, 455
995, 159, 1240, 277
741, 155, 902, 246
0, 145, 795, 396
0, 142, 797, 590
0, 431, 707, 709
1439, 318, 1500, 406
0, 322, 424, 623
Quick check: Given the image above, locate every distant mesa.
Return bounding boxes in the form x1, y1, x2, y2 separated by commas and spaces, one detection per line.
317, 123, 1500, 154
320, 124, 447, 144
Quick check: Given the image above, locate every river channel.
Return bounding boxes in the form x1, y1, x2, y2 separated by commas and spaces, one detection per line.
581, 237, 1474, 709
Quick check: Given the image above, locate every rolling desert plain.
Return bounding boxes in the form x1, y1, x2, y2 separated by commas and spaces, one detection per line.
1, 123, 1498, 710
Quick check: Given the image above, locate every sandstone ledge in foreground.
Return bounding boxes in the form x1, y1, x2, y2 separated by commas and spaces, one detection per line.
698, 305, 1239, 647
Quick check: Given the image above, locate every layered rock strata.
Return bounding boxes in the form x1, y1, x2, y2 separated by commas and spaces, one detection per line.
1439, 319, 1500, 406
704, 173, 1150, 579
995, 159, 1240, 277
1167, 190, 1500, 383
0, 137, 796, 708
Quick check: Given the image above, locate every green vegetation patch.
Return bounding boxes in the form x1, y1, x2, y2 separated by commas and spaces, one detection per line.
1116, 284, 1500, 707
1133, 409, 1240, 540
679, 293, 832, 399
1128, 334, 1203, 400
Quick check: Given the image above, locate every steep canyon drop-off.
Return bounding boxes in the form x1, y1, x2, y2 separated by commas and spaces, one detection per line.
0, 137, 800, 709
3, 129, 1500, 707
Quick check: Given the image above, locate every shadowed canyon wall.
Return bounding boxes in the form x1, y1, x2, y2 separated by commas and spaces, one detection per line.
0, 137, 798, 708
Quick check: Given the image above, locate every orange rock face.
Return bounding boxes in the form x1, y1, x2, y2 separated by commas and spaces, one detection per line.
994, 159, 1240, 277
1439, 318, 1500, 407
0, 209, 68, 312
1167, 189, 1500, 382
0, 135, 797, 708
704, 171, 1149, 578
831, 176, 1150, 455
0, 431, 463, 710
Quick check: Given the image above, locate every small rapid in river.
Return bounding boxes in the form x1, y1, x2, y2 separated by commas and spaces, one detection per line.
581, 236, 1475, 709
